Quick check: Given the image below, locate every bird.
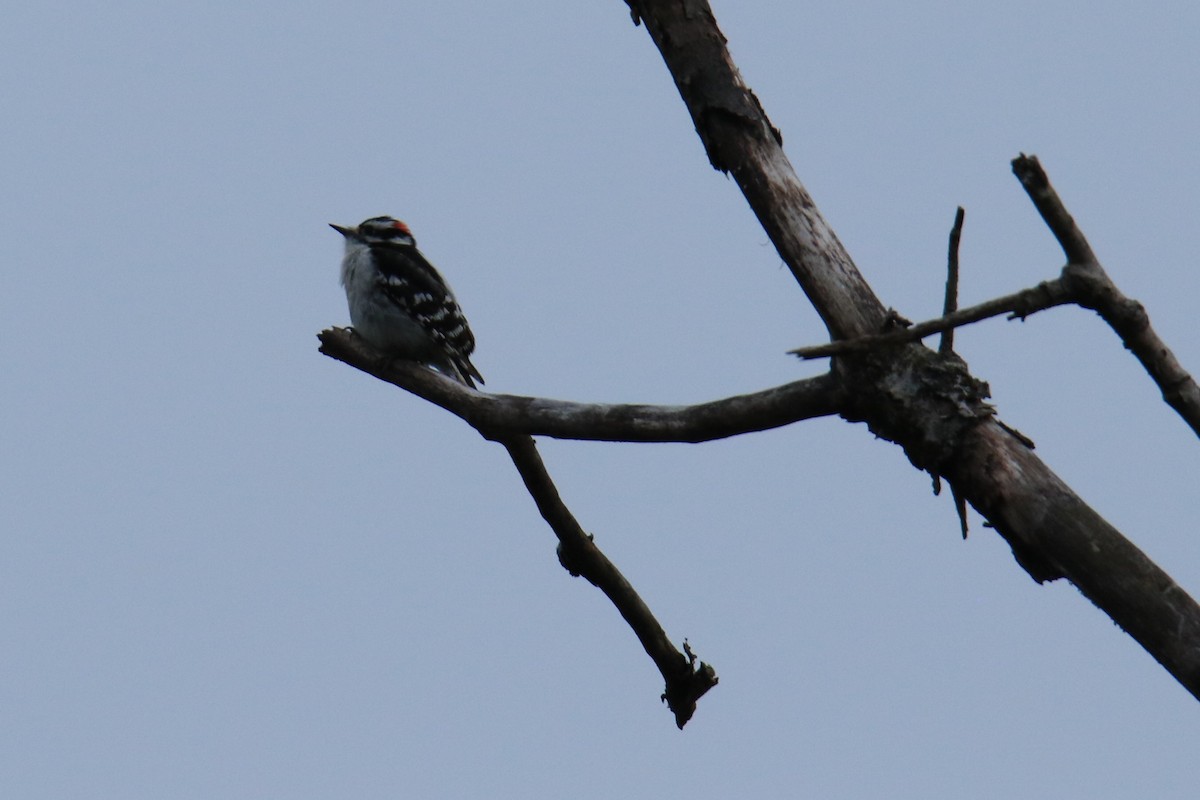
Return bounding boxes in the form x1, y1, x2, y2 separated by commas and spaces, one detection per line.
331, 216, 484, 388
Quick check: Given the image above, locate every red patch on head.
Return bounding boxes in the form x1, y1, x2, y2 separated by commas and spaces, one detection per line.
393, 220, 412, 236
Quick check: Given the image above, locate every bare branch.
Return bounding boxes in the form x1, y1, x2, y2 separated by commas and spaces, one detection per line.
939, 206, 966, 355
1011, 154, 1097, 265
499, 434, 717, 728
948, 421, 1200, 689
1013, 155, 1200, 437
321, 327, 784, 725
319, 327, 844, 442
624, 0, 887, 340
789, 278, 1075, 359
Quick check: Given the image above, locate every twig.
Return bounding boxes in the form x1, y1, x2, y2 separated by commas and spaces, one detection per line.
789, 278, 1075, 359
498, 434, 717, 728
940, 206, 966, 355
1012, 155, 1200, 438
320, 328, 844, 442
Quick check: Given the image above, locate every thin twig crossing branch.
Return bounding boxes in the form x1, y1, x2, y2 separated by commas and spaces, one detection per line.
789, 278, 1075, 359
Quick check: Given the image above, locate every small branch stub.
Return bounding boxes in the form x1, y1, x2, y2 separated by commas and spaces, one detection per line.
940, 206, 966, 355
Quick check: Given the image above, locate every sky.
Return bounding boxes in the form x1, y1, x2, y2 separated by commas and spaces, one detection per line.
3, 1, 1199, 797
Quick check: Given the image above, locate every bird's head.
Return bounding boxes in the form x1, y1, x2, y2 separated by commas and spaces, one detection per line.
330, 216, 415, 246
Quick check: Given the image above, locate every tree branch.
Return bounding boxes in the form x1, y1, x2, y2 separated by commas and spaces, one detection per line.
319, 327, 844, 442
946, 421, 1200, 687
789, 277, 1075, 359
1011, 153, 1097, 265
1012, 155, 1200, 438
498, 434, 717, 728
625, 0, 887, 340
322, 328, 816, 726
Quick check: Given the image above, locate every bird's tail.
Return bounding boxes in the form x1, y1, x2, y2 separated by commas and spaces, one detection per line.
432, 354, 484, 389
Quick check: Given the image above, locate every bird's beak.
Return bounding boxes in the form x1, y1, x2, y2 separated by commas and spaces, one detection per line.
329, 223, 354, 237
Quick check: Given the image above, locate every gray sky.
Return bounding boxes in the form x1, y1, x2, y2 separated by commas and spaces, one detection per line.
4, 2, 1199, 797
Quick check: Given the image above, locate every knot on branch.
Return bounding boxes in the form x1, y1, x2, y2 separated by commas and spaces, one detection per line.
556, 537, 594, 580
839, 345, 994, 475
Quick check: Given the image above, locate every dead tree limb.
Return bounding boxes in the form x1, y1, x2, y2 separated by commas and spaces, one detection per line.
626, 0, 1200, 700
319, 328, 843, 443
320, 328, 783, 726
499, 434, 717, 728
1012, 155, 1200, 438
626, 1, 885, 340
